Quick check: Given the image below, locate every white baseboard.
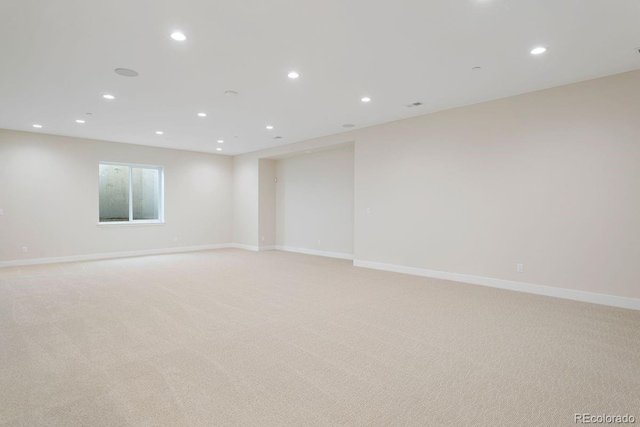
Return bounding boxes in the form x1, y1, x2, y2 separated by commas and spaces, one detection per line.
0, 244, 233, 268
276, 245, 353, 260
228, 243, 260, 251
353, 260, 640, 311
259, 245, 276, 251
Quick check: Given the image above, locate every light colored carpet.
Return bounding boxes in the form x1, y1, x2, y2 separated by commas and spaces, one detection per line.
0, 249, 638, 426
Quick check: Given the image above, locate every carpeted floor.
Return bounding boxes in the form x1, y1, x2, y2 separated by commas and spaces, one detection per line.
0, 249, 638, 426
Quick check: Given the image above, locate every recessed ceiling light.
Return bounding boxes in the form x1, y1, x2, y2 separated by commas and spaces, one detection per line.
530, 47, 547, 55
156, 131, 164, 135
361, 97, 372, 103
114, 68, 139, 77
76, 119, 85, 124
287, 71, 300, 79
224, 90, 238, 97
266, 125, 274, 130
217, 140, 223, 143
216, 148, 222, 151
197, 112, 207, 117
32, 124, 42, 128
472, 66, 482, 71
103, 94, 115, 100
171, 31, 186, 41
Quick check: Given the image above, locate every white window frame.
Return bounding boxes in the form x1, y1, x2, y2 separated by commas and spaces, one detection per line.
98, 162, 165, 226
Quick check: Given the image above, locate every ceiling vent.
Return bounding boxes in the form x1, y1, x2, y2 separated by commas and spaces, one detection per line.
406, 102, 423, 108
114, 68, 139, 77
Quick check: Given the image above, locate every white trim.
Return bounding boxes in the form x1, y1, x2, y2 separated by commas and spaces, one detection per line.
0, 244, 232, 268
276, 245, 353, 260
97, 221, 165, 227
353, 260, 640, 311
259, 245, 276, 251
228, 243, 260, 251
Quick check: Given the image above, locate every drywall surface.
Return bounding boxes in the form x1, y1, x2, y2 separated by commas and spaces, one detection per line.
232, 155, 259, 247
258, 159, 276, 247
276, 146, 354, 256
235, 69, 640, 300
0, 129, 232, 261
353, 70, 640, 299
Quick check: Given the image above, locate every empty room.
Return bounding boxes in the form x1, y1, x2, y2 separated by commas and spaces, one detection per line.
1, 1, 639, 426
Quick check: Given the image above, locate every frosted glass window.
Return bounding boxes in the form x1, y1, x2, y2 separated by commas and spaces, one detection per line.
99, 163, 164, 223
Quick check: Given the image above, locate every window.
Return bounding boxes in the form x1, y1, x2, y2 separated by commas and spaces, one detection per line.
99, 162, 164, 224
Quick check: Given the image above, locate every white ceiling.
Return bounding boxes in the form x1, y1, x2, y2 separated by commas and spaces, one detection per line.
1, 0, 639, 156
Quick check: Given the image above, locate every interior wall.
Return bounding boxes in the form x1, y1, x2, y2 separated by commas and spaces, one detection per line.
258, 159, 276, 248
353, 70, 640, 300
232, 156, 259, 247
275, 145, 354, 256
234, 69, 640, 301
0, 129, 233, 262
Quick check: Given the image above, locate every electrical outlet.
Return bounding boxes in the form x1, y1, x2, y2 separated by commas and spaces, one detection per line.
516, 263, 524, 273
261, 236, 265, 242
317, 239, 321, 246
21, 247, 28, 254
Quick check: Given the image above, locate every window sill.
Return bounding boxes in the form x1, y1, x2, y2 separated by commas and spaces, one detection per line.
97, 221, 165, 227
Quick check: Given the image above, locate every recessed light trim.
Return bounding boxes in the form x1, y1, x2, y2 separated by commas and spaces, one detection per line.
216, 148, 222, 151
266, 125, 274, 130
171, 31, 187, 41
217, 140, 224, 143
156, 131, 164, 135
103, 94, 115, 100
76, 119, 85, 124
530, 46, 547, 55
197, 112, 207, 117
32, 124, 42, 128
114, 68, 139, 77
224, 90, 238, 97
361, 97, 372, 103
287, 71, 300, 79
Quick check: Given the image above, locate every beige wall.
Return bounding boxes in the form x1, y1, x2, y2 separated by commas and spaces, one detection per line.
0, 129, 233, 261
258, 159, 277, 247
232, 156, 259, 247
3, 70, 640, 301
354, 70, 640, 299
275, 146, 354, 256
235, 69, 640, 300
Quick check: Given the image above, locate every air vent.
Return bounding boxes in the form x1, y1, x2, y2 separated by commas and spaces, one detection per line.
406, 102, 423, 108
114, 68, 139, 77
